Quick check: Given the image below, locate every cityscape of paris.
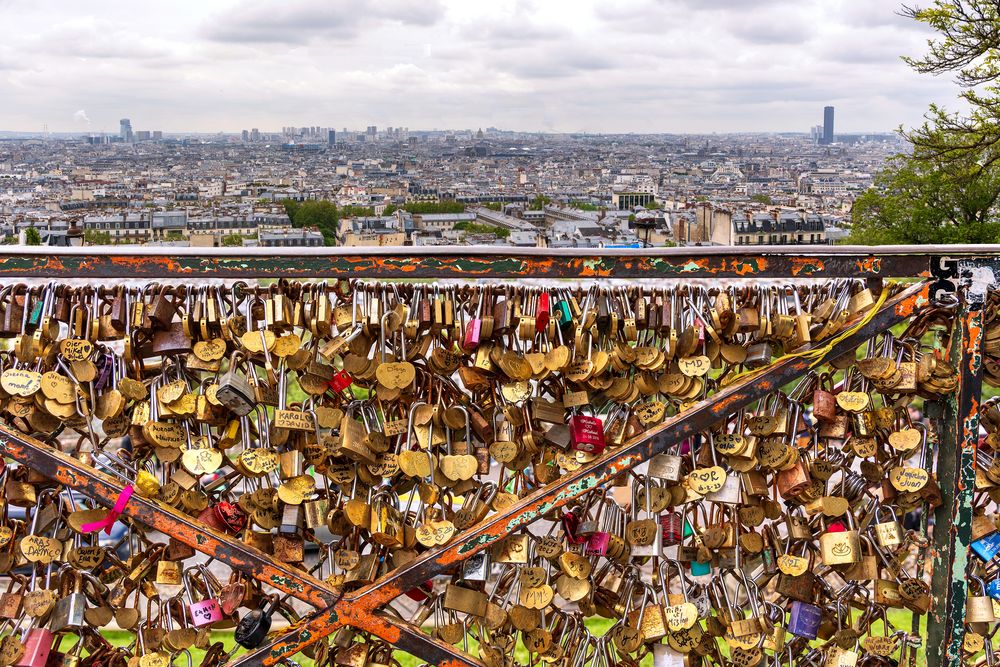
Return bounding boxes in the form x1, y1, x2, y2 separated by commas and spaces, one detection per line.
0, 0, 960, 249
1, 2, 999, 667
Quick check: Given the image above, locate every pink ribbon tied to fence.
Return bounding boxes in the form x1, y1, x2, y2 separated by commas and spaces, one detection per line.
81, 484, 134, 535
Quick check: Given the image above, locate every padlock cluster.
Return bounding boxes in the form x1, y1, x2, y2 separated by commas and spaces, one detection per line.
0, 279, 955, 667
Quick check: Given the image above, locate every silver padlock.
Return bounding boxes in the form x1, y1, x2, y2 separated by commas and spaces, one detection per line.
543, 424, 571, 450
653, 643, 686, 667
216, 352, 256, 416
648, 441, 684, 482
49, 566, 87, 632
461, 551, 491, 583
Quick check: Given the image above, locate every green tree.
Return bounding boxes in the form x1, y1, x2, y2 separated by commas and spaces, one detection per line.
383, 204, 398, 216
482, 202, 503, 212
901, 1, 1000, 169
749, 194, 773, 205
24, 227, 41, 246
339, 205, 375, 218
84, 230, 112, 245
282, 199, 301, 222
848, 151, 1000, 244
453, 221, 511, 238
165, 231, 185, 242
842, 4, 1000, 244
222, 233, 245, 247
529, 195, 551, 210
284, 199, 338, 246
644, 200, 664, 210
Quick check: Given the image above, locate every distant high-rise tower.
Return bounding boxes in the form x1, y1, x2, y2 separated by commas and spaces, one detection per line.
822, 106, 834, 145
328, 129, 336, 146
120, 118, 133, 142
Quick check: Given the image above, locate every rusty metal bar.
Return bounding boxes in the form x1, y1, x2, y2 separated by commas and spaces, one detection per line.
347, 611, 485, 667
232, 280, 932, 667
927, 261, 990, 666
0, 246, 953, 279
0, 430, 341, 609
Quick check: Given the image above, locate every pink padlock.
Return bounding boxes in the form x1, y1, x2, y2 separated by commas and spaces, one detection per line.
184, 567, 223, 628
463, 318, 482, 351
586, 531, 610, 556
15, 627, 54, 667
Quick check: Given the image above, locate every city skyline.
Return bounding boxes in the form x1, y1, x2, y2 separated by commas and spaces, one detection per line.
0, 0, 957, 134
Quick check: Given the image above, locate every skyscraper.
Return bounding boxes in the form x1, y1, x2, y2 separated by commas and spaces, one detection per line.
120, 118, 132, 142
822, 106, 834, 145
328, 129, 336, 146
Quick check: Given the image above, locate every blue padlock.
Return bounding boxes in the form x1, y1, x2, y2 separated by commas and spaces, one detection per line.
788, 600, 823, 639
973, 532, 1000, 563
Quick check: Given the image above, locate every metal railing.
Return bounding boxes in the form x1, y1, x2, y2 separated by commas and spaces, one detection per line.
0, 245, 988, 667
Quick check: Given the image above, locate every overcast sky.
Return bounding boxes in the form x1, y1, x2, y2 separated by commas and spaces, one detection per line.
0, 0, 960, 134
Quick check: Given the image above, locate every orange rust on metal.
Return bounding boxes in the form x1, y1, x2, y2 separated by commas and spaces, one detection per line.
789, 257, 824, 276
893, 283, 930, 317
112, 255, 189, 274
710, 393, 744, 415
0, 428, 340, 610
855, 256, 882, 275
732, 258, 764, 276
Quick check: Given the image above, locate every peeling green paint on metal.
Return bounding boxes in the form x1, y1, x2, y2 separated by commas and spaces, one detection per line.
269, 575, 305, 592
271, 630, 314, 660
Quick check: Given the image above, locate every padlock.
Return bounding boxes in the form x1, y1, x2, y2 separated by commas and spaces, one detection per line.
872, 505, 904, 550
968, 576, 997, 623
820, 511, 862, 566
14, 623, 54, 667
183, 566, 223, 628
787, 599, 823, 639
216, 352, 256, 416
569, 411, 605, 455
235, 594, 280, 649
0, 575, 25, 619
48, 567, 87, 633
461, 551, 491, 583
648, 441, 684, 482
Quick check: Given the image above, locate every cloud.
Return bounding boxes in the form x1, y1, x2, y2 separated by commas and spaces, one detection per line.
72, 109, 90, 124
203, 0, 445, 45
0, 0, 959, 133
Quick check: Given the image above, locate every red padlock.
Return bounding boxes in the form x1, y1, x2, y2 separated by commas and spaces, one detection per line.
661, 511, 683, 545
569, 413, 605, 454
404, 580, 434, 602
330, 370, 353, 393
585, 531, 610, 556
561, 510, 586, 544
197, 502, 247, 535
536, 292, 550, 333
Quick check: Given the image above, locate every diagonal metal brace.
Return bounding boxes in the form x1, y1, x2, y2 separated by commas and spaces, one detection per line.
0, 432, 342, 610
231, 280, 932, 667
